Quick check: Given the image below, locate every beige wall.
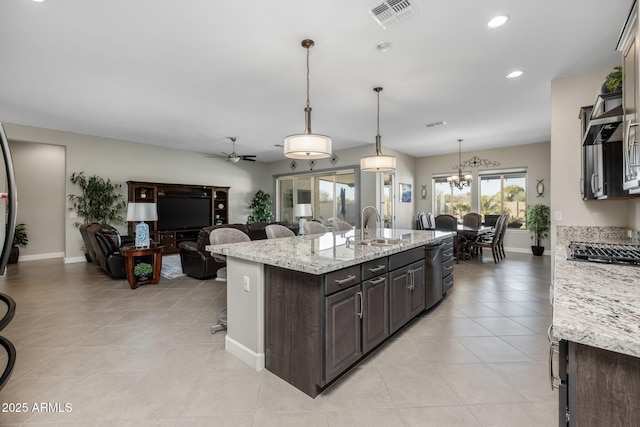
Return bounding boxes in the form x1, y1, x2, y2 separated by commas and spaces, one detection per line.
415, 142, 551, 252
9, 141, 66, 260
4, 123, 272, 261
550, 67, 639, 250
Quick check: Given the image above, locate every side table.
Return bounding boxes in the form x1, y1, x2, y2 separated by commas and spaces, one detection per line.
120, 244, 164, 289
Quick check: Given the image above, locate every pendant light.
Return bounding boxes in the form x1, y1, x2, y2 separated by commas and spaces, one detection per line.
284, 39, 332, 159
447, 139, 473, 189
360, 87, 396, 172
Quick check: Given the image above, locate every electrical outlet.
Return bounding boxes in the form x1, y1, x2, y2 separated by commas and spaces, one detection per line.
629, 229, 634, 238
243, 276, 250, 292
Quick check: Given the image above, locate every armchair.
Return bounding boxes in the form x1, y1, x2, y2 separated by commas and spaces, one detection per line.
85, 224, 134, 279
178, 224, 250, 280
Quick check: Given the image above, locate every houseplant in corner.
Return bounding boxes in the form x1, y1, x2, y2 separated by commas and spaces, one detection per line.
9, 223, 28, 264
247, 190, 274, 223
525, 204, 550, 256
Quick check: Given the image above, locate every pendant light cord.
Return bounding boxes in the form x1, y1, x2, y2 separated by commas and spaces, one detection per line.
306, 45, 310, 109
377, 89, 381, 137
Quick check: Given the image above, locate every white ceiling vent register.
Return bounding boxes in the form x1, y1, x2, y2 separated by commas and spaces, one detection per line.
369, 0, 419, 29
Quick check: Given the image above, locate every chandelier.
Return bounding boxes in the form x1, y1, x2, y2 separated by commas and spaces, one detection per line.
360, 87, 396, 172
284, 39, 332, 159
447, 139, 473, 190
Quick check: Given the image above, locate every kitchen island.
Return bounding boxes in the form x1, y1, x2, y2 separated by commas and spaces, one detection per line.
207, 228, 454, 397
553, 226, 640, 425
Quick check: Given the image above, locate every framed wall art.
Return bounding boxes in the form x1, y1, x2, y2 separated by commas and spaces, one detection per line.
400, 183, 412, 203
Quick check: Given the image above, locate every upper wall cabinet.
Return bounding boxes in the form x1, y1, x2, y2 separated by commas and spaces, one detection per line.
617, 0, 640, 193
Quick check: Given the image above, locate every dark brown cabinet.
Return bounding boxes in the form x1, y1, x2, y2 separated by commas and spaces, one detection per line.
325, 285, 362, 382
265, 241, 447, 398
362, 275, 389, 354
558, 340, 640, 426
126, 181, 230, 254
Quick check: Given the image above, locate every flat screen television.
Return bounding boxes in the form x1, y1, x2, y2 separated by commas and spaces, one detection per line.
157, 197, 212, 231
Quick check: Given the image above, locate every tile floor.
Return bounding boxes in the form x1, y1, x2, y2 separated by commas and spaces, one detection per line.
0, 253, 557, 426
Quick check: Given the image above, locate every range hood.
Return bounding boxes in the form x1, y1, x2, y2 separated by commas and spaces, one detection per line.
582, 93, 629, 146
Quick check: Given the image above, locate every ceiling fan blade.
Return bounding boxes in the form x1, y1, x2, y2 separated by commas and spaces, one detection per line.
241, 157, 256, 162
221, 152, 231, 156
241, 155, 256, 158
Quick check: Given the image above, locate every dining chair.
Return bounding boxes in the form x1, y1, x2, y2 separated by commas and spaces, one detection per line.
417, 212, 428, 230
304, 221, 328, 235
472, 214, 504, 263
265, 224, 296, 239
434, 214, 457, 231
209, 227, 251, 333
497, 214, 509, 260
462, 213, 482, 228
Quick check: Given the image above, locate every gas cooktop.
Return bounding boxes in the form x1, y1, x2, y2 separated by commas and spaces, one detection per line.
568, 242, 640, 266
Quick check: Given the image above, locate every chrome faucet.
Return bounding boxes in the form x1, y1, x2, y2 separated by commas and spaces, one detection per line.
361, 205, 381, 241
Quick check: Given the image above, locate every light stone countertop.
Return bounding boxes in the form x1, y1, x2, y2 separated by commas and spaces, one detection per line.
553, 226, 640, 358
206, 228, 454, 275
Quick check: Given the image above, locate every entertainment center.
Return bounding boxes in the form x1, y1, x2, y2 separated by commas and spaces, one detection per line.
127, 181, 230, 254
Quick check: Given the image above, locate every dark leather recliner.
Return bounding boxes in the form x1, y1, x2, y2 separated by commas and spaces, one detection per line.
178, 221, 299, 280
84, 224, 133, 279
178, 224, 251, 280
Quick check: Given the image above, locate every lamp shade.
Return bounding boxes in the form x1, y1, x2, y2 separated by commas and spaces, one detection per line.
294, 203, 313, 217
360, 154, 397, 172
284, 134, 332, 160
126, 203, 158, 222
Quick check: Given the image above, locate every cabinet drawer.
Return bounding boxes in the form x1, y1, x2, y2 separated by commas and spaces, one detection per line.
443, 273, 454, 293
443, 258, 454, 277
361, 258, 388, 281
325, 265, 360, 295
442, 246, 454, 260
389, 247, 424, 270
441, 237, 454, 251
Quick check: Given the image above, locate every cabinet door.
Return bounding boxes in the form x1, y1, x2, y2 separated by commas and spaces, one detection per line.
408, 260, 425, 318
389, 268, 410, 333
362, 275, 389, 354
325, 286, 362, 382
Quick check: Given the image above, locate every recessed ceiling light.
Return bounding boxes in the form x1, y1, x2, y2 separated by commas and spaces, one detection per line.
506, 70, 524, 79
425, 120, 446, 128
32, 0, 45, 2
376, 42, 392, 53
487, 15, 509, 29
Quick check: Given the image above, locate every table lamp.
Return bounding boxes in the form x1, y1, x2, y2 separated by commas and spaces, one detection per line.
295, 203, 313, 235
126, 202, 158, 248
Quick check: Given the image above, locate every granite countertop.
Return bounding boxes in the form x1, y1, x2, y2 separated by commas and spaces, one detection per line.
553, 226, 640, 358
206, 228, 454, 275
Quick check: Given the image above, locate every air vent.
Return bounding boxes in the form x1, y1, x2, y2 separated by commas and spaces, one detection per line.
425, 120, 446, 128
369, 0, 419, 29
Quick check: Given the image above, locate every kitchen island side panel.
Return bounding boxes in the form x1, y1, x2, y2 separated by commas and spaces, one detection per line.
265, 265, 324, 398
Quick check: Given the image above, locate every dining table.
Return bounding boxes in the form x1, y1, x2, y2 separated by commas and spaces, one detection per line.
456, 224, 494, 261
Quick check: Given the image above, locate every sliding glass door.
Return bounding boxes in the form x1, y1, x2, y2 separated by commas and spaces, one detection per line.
276, 169, 357, 225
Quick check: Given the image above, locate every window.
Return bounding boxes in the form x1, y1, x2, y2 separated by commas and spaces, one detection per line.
480, 171, 527, 229
433, 176, 472, 218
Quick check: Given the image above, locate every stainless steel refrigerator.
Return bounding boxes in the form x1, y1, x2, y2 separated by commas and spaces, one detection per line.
0, 123, 18, 390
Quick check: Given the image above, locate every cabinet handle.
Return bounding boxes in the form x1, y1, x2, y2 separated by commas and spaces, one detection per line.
624, 121, 640, 178
368, 276, 386, 285
368, 265, 386, 273
334, 275, 356, 286
548, 325, 560, 390
356, 291, 363, 319
407, 270, 414, 290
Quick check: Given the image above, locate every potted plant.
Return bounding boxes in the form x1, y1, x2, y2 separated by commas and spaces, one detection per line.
68, 171, 127, 227
247, 190, 274, 223
134, 262, 153, 281
525, 204, 550, 256
9, 223, 28, 264
604, 66, 622, 93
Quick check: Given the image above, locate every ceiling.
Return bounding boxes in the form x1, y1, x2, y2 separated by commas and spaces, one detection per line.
0, 0, 631, 163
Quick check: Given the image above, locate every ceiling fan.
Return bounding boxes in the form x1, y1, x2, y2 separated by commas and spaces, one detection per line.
217, 137, 257, 163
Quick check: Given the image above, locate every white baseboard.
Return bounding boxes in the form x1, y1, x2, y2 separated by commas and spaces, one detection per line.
225, 335, 265, 371
19, 252, 65, 262
504, 246, 550, 256
64, 256, 88, 264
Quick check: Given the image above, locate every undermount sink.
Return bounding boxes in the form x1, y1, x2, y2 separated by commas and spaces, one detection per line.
349, 238, 407, 247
